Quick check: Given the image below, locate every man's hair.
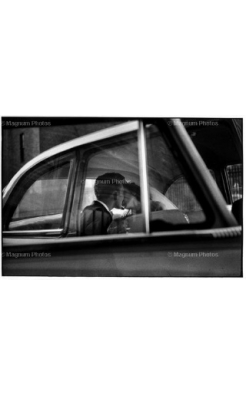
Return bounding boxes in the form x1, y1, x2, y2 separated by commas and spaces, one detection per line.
94, 173, 125, 201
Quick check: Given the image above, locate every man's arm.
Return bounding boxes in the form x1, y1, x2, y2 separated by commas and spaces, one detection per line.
80, 207, 112, 236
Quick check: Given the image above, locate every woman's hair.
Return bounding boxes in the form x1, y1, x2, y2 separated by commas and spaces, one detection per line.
124, 182, 141, 201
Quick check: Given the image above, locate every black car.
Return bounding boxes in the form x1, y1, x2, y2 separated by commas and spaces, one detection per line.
2, 118, 243, 276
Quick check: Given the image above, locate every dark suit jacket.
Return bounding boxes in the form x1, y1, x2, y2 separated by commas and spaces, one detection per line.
80, 201, 112, 236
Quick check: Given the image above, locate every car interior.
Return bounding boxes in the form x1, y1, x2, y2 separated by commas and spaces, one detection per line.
185, 119, 243, 223
76, 125, 212, 235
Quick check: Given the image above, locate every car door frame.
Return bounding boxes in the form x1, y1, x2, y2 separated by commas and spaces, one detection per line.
2, 150, 78, 238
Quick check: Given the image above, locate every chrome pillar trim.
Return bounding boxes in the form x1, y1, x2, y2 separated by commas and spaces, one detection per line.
3, 229, 62, 236
138, 121, 150, 234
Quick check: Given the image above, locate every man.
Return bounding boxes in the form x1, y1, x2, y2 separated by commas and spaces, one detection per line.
80, 172, 128, 236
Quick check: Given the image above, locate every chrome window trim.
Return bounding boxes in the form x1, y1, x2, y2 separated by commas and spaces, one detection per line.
3, 229, 63, 237
138, 122, 150, 234
2, 226, 242, 247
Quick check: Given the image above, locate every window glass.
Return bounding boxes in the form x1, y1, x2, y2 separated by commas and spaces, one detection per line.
165, 176, 202, 212
82, 179, 97, 210
226, 164, 243, 202
145, 124, 208, 229
77, 132, 143, 236
165, 170, 215, 213
8, 161, 72, 231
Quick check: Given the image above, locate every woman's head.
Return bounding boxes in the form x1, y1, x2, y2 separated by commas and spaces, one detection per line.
123, 183, 141, 212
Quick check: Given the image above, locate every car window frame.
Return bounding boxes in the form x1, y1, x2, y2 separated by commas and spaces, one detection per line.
3, 150, 77, 237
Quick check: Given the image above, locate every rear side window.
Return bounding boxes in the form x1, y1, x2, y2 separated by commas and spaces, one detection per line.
12, 163, 69, 220
6, 155, 74, 231
226, 164, 243, 202
165, 170, 216, 213
165, 176, 202, 213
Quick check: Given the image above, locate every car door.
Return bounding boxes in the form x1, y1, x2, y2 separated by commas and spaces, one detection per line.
2, 119, 242, 276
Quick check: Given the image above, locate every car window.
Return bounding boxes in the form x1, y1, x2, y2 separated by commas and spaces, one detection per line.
72, 131, 144, 236
165, 170, 216, 213
7, 157, 74, 231
82, 178, 97, 210
226, 164, 243, 203
165, 176, 203, 212
145, 124, 210, 229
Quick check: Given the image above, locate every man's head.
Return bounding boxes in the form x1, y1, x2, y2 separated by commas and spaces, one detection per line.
94, 173, 125, 209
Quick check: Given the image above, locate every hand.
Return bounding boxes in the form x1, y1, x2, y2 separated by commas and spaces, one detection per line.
111, 208, 131, 220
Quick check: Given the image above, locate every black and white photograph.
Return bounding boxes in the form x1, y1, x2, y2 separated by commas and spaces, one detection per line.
2, 117, 243, 276
1, 2, 245, 395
